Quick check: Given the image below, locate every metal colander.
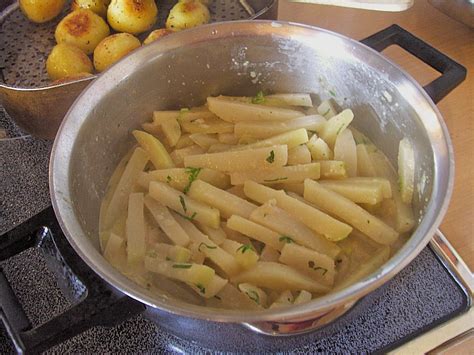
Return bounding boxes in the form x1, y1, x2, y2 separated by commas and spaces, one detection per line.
0, 0, 277, 138
0, 0, 277, 88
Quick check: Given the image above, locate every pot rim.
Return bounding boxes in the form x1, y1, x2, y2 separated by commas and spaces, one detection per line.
50, 20, 454, 323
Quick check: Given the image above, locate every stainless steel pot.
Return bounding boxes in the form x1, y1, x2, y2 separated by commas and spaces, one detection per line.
48, 21, 465, 347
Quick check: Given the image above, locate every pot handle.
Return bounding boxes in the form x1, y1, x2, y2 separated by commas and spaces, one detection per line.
361, 24, 466, 104
0, 206, 145, 354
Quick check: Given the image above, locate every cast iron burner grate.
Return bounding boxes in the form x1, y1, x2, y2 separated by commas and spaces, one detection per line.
0, 112, 470, 353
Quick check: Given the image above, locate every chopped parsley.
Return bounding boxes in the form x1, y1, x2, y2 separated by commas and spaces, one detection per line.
198, 242, 217, 251
266, 150, 275, 163
165, 256, 171, 261
251, 91, 265, 104
183, 167, 202, 194
179, 195, 187, 212
177, 211, 197, 221
246, 290, 260, 304
307, 261, 328, 275
172, 263, 192, 269
177, 107, 190, 120
196, 283, 206, 294
236, 244, 254, 254
329, 89, 336, 97
166, 175, 172, 183
263, 177, 288, 182
336, 124, 345, 136
279, 235, 294, 244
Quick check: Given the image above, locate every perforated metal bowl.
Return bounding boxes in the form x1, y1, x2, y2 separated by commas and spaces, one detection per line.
0, 0, 277, 139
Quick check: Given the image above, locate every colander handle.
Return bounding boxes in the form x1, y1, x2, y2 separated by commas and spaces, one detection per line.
361, 24, 466, 104
0, 206, 145, 354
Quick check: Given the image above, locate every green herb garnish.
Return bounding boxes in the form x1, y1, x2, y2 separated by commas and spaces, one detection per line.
307, 261, 328, 275
177, 211, 197, 221
196, 283, 206, 294
336, 124, 345, 136
246, 290, 260, 304
279, 235, 294, 244
251, 91, 265, 104
329, 90, 336, 97
183, 167, 202, 194
236, 244, 254, 254
172, 263, 192, 269
263, 177, 288, 182
179, 195, 187, 212
266, 150, 275, 164
166, 257, 172, 261
198, 242, 217, 252
177, 107, 190, 120
166, 175, 172, 183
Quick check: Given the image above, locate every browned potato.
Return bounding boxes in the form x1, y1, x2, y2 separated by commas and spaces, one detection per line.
107, 0, 158, 35
19, 0, 66, 23
93, 33, 141, 72
46, 43, 94, 81
143, 28, 172, 45
55, 9, 110, 55
166, 0, 210, 31
71, 0, 109, 17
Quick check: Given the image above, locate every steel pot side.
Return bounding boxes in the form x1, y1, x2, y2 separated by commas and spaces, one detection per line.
50, 21, 454, 332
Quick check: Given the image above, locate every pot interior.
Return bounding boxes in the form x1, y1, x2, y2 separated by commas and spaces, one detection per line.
53, 21, 450, 320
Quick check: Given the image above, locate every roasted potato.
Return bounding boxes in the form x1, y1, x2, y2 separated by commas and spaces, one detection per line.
71, 0, 109, 17
55, 9, 110, 54
166, 0, 210, 31
19, 0, 66, 23
107, 0, 158, 35
143, 28, 172, 45
46, 43, 94, 80
93, 33, 141, 72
